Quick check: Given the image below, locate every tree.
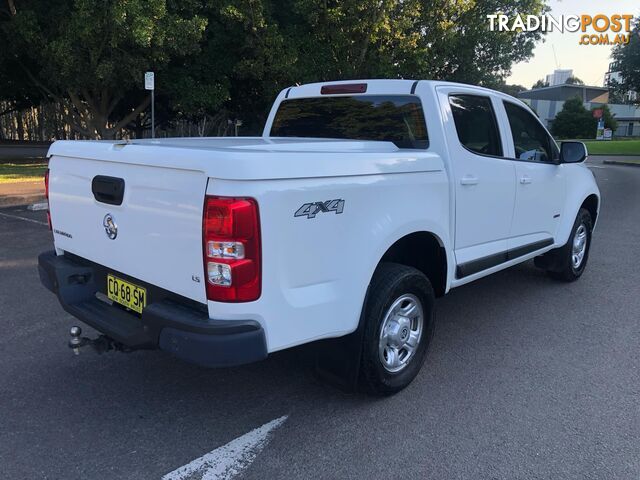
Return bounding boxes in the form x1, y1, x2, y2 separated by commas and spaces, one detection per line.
1, 0, 551, 138
532, 79, 549, 89
611, 18, 640, 105
492, 82, 527, 97
551, 97, 618, 139
565, 76, 584, 85
607, 78, 629, 104
0, 0, 207, 138
171, 0, 552, 134
418, 0, 548, 86
0, 1, 47, 138
551, 97, 594, 139
196, 1, 295, 135
280, 0, 547, 84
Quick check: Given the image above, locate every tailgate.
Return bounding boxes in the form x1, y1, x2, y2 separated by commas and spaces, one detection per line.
48, 154, 208, 303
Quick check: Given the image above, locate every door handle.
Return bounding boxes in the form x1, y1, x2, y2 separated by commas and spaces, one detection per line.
519, 175, 532, 185
460, 175, 478, 186
92, 175, 125, 205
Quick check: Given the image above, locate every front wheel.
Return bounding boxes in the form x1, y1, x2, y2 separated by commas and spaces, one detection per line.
542, 208, 593, 282
359, 263, 435, 395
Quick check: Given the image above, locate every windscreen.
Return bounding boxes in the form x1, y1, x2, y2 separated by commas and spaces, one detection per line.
270, 95, 428, 149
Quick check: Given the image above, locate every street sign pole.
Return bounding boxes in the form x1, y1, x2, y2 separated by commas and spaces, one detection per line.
145, 72, 155, 138
151, 89, 155, 139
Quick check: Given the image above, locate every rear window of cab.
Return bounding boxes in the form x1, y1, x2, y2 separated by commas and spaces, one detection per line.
270, 95, 429, 149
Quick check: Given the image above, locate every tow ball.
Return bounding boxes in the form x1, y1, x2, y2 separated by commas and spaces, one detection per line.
68, 326, 129, 355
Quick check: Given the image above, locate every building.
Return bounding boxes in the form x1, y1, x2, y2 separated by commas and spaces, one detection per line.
517, 84, 640, 137
604, 61, 638, 103
517, 84, 609, 127
608, 104, 640, 137
545, 69, 573, 87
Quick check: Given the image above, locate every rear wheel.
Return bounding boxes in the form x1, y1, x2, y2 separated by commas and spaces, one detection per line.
360, 263, 435, 395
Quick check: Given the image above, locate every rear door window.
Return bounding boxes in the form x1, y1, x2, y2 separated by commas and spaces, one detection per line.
448, 94, 503, 157
270, 95, 428, 149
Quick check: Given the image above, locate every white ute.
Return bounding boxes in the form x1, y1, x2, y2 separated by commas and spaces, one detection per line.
38, 80, 600, 394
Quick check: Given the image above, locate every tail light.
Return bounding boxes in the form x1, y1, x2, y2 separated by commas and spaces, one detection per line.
44, 169, 51, 230
320, 83, 367, 94
203, 196, 261, 302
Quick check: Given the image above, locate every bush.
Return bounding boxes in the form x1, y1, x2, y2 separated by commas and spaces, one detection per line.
551, 97, 594, 138
551, 97, 618, 139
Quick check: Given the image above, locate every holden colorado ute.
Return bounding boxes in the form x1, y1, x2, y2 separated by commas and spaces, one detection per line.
38, 80, 600, 395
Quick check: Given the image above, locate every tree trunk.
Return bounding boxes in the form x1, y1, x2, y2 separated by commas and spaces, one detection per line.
133, 114, 145, 139
38, 106, 45, 141
67, 91, 151, 139
16, 111, 24, 141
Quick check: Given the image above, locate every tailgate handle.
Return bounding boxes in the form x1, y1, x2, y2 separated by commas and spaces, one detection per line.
92, 176, 125, 206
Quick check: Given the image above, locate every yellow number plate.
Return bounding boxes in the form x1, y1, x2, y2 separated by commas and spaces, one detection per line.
107, 275, 147, 314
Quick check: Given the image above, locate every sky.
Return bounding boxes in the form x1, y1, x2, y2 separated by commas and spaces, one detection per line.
507, 0, 639, 89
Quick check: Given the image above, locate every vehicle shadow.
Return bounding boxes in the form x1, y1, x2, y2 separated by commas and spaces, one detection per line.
1, 256, 600, 479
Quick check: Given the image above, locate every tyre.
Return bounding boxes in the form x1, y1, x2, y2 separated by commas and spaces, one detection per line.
541, 208, 593, 282
359, 263, 435, 396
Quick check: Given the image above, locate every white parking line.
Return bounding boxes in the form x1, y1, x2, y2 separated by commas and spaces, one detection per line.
0, 211, 48, 226
28, 202, 49, 211
162, 415, 288, 480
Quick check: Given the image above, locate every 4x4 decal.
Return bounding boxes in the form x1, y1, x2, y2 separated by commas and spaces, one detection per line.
295, 199, 345, 219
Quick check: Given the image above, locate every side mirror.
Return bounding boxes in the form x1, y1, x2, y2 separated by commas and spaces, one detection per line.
560, 141, 588, 164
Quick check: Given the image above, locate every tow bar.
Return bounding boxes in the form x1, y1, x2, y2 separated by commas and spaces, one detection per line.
68, 326, 130, 355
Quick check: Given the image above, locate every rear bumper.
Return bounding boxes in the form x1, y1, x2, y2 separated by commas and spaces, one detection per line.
37, 250, 267, 367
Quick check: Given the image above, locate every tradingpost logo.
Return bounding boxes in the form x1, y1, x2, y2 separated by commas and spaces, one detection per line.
487, 14, 635, 45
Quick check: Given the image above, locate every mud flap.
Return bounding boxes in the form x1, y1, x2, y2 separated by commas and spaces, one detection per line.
314, 291, 369, 393
534, 244, 568, 272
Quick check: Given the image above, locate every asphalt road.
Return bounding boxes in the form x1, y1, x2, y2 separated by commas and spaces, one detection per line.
1, 157, 639, 479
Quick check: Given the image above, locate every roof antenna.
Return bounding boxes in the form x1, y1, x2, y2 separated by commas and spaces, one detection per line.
552, 44, 560, 69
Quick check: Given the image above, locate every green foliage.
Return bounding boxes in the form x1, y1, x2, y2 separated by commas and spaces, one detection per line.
565, 76, 584, 85
274, 0, 548, 85
492, 82, 527, 97
532, 79, 548, 89
551, 97, 594, 139
1, 0, 551, 138
607, 78, 627, 104
551, 97, 618, 139
416, 0, 548, 86
176, 0, 549, 132
611, 18, 640, 106
0, 3, 45, 117
0, 162, 48, 184
1, 0, 207, 138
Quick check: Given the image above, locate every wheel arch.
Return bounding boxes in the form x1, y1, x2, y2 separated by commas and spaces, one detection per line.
581, 193, 599, 227
556, 188, 600, 246
315, 229, 449, 392
375, 231, 449, 297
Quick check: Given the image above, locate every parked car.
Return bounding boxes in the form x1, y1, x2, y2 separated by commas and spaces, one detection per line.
38, 79, 600, 395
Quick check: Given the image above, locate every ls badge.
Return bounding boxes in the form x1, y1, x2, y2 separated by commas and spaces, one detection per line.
295, 199, 345, 219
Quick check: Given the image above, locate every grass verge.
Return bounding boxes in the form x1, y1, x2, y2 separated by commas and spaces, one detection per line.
0, 159, 48, 184
581, 140, 640, 156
